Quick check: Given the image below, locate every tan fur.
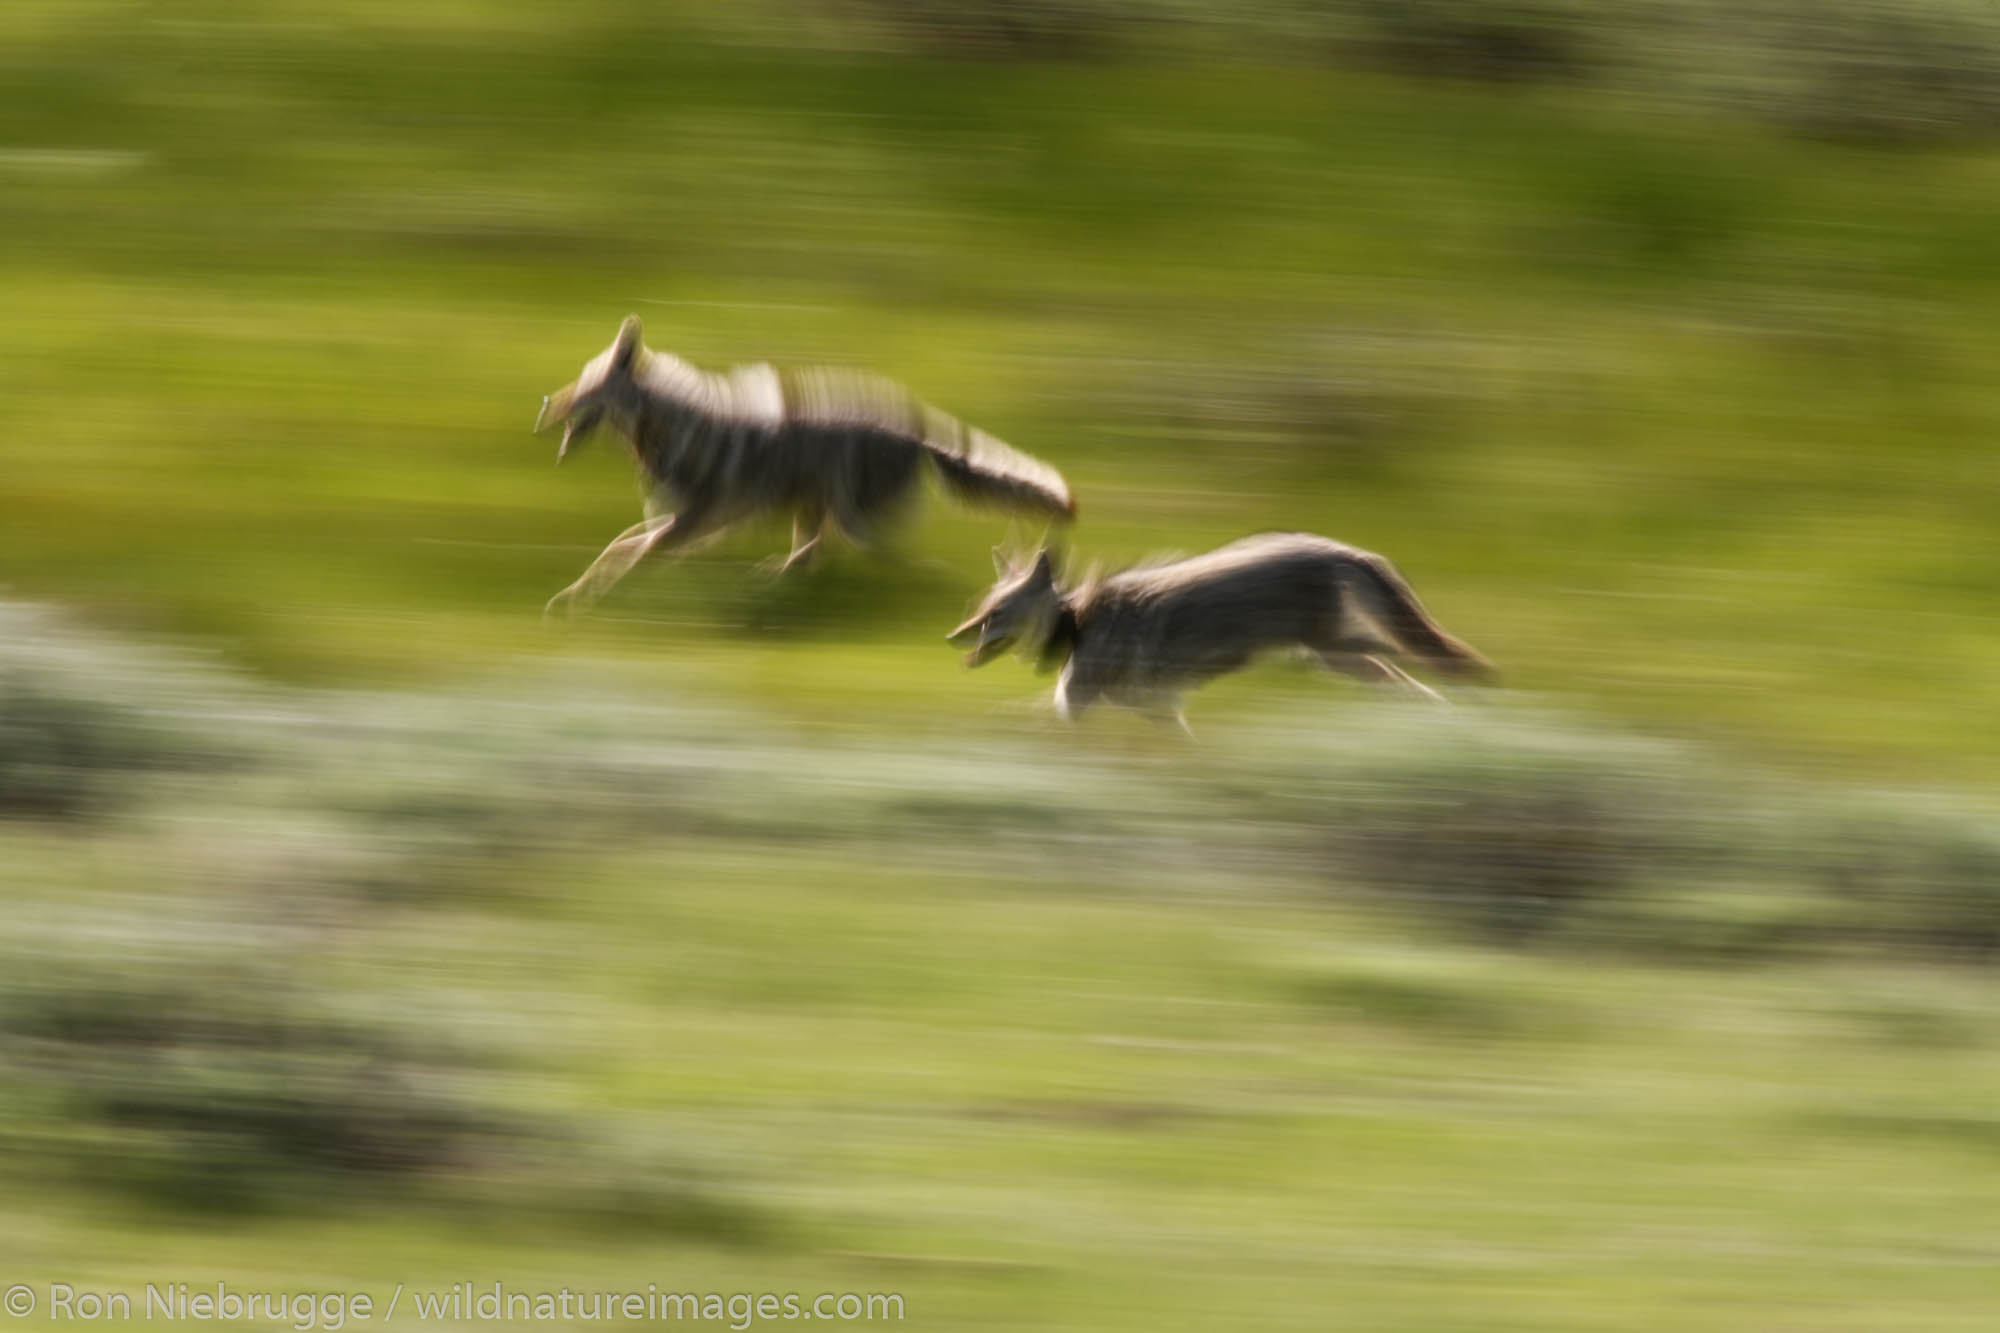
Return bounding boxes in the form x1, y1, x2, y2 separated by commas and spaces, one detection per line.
949, 533, 1494, 727
536, 316, 1075, 616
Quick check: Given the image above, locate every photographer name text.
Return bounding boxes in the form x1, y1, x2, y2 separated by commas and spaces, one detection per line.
2, 1282, 904, 1329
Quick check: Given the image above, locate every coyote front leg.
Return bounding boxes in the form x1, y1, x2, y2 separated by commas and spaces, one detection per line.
546, 506, 715, 618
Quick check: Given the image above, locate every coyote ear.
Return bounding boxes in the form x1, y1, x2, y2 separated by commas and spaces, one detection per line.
1031, 548, 1054, 581
611, 315, 644, 370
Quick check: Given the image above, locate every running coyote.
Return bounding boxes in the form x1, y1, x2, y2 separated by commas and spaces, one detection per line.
533, 316, 1075, 615
947, 533, 1494, 727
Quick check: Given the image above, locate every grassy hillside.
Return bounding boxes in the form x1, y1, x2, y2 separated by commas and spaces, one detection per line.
1, 612, 1996, 1331
3, 5, 1999, 1330
3, 2, 1998, 777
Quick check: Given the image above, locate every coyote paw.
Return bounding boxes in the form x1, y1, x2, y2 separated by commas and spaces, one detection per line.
754, 547, 819, 579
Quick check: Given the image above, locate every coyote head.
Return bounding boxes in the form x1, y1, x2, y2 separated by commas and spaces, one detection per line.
533, 315, 647, 462
948, 548, 1063, 668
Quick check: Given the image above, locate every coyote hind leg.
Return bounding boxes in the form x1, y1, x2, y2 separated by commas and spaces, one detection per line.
545, 506, 715, 619
1135, 691, 1194, 738
1317, 650, 1447, 705
782, 505, 826, 572
758, 504, 826, 576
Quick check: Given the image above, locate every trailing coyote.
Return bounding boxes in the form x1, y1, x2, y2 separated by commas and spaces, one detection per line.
533, 316, 1076, 615
947, 533, 1494, 728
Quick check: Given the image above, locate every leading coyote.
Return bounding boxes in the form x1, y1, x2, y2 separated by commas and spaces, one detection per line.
947, 533, 1494, 728
533, 316, 1075, 616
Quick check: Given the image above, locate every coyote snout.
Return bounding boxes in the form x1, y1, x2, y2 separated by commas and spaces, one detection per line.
943, 617, 1001, 665
949, 548, 1063, 669
533, 320, 639, 466
535, 392, 603, 463
946, 617, 1017, 668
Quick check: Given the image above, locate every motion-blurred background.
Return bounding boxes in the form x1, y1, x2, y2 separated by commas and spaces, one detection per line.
3, 2, 1997, 1328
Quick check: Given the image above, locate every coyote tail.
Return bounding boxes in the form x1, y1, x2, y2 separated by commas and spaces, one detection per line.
1357, 554, 1496, 682
778, 366, 1075, 522
920, 413, 1076, 522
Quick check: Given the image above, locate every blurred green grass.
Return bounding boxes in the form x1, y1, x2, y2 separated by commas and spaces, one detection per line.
5, 6, 2000, 1328
1, 618, 1997, 1330
3, 2, 1998, 776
